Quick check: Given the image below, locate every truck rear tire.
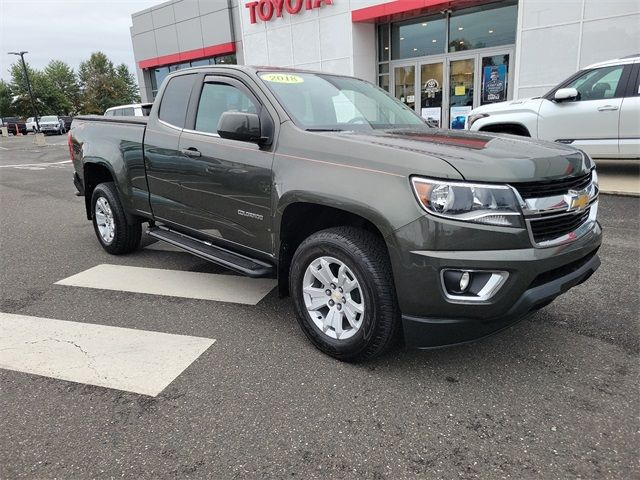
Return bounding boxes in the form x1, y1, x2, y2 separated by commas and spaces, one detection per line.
289, 227, 399, 362
91, 182, 141, 254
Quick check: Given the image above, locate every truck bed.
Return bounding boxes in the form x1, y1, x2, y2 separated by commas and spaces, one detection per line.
74, 115, 148, 125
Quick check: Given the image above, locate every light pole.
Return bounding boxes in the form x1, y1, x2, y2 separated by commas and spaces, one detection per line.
8, 51, 40, 131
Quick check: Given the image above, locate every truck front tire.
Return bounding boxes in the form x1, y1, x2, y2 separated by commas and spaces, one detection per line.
90, 182, 141, 254
289, 227, 399, 362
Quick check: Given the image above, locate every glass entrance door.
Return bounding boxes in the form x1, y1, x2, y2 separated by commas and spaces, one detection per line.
419, 62, 444, 127
390, 49, 513, 129
394, 65, 416, 110
480, 53, 510, 105
448, 57, 475, 129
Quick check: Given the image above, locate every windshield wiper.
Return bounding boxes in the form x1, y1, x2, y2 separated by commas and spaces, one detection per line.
305, 128, 344, 132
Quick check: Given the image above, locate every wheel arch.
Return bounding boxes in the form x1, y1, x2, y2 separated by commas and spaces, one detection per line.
275, 197, 393, 297
83, 161, 118, 220
479, 122, 531, 137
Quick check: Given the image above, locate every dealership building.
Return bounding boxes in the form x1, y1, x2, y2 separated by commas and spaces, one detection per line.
130, 0, 640, 127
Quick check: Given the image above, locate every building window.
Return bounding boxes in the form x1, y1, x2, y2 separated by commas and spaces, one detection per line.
391, 15, 446, 60
378, 24, 389, 62
215, 54, 237, 65
148, 53, 237, 98
449, 0, 517, 52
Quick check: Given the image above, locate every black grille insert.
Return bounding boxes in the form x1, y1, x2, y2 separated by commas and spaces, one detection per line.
529, 247, 599, 288
529, 208, 591, 243
512, 171, 592, 199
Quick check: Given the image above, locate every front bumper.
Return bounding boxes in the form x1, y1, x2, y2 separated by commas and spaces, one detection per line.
402, 247, 599, 348
388, 214, 602, 349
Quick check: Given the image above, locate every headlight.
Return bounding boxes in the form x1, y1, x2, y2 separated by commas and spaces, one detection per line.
468, 113, 489, 129
411, 177, 523, 228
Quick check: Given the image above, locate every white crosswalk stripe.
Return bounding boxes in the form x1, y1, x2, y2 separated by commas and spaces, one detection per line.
55, 264, 276, 305
0, 312, 215, 396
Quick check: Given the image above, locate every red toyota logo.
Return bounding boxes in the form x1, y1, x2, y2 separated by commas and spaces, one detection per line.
245, 0, 333, 24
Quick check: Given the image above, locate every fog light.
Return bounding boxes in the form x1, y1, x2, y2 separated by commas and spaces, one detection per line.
442, 270, 471, 294
459, 271, 470, 292
441, 269, 509, 302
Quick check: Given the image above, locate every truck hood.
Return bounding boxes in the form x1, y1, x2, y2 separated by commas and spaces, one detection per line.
471, 97, 545, 115
334, 129, 592, 183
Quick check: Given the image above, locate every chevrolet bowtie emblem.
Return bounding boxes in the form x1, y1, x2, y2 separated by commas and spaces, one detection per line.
568, 190, 589, 211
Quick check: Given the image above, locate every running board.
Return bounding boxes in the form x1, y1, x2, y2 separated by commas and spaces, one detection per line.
146, 227, 274, 278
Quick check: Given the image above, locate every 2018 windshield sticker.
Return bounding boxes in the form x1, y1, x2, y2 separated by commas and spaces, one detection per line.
260, 73, 304, 84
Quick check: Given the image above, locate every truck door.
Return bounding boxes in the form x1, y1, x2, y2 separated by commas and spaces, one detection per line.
174, 75, 275, 255
144, 72, 198, 221
537, 64, 629, 158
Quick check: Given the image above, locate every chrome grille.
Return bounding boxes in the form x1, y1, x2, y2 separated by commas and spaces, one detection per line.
528, 208, 591, 244
512, 171, 592, 199
514, 169, 599, 248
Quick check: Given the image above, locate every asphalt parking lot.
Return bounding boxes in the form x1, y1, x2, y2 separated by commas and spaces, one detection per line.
1, 133, 638, 479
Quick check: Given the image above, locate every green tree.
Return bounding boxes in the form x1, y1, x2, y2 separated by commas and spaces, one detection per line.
8, 62, 52, 117
0, 80, 15, 117
44, 60, 81, 114
115, 63, 140, 104
78, 52, 139, 114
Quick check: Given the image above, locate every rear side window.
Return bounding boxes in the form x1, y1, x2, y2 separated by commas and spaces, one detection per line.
159, 74, 195, 128
194, 83, 258, 134
122, 107, 134, 116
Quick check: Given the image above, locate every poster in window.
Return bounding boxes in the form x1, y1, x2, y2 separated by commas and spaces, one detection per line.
421, 107, 441, 128
482, 64, 507, 103
450, 106, 472, 130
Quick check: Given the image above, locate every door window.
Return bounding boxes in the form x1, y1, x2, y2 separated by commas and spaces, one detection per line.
394, 65, 416, 109
449, 58, 475, 129
420, 62, 444, 127
158, 74, 195, 128
194, 83, 258, 135
565, 66, 625, 101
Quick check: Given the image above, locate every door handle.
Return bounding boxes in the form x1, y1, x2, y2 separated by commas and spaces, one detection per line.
597, 105, 619, 111
181, 147, 201, 157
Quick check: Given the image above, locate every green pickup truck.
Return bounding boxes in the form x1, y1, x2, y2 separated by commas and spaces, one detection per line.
69, 66, 601, 361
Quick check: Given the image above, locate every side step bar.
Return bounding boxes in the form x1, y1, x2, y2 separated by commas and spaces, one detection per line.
147, 226, 274, 278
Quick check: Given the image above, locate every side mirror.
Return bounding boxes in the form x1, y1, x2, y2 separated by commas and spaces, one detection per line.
217, 112, 262, 143
554, 88, 579, 102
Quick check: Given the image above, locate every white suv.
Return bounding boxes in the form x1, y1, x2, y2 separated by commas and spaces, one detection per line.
468, 55, 639, 159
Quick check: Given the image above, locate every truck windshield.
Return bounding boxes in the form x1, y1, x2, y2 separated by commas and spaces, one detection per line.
41, 116, 58, 122
259, 72, 427, 131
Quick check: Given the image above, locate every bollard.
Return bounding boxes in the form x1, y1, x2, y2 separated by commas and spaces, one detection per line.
34, 132, 46, 146
1, 126, 8, 137
15, 124, 22, 136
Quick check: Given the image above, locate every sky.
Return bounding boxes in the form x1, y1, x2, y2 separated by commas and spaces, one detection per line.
0, 0, 161, 82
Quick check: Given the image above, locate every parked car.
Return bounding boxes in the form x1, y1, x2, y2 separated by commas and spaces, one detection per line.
1, 117, 28, 135
104, 103, 152, 117
60, 116, 73, 131
39, 115, 66, 135
69, 66, 601, 361
468, 55, 640, 159
26, 117, 40, 133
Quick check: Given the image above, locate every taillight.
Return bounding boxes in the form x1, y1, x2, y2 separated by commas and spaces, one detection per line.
67, 131, 74, 160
